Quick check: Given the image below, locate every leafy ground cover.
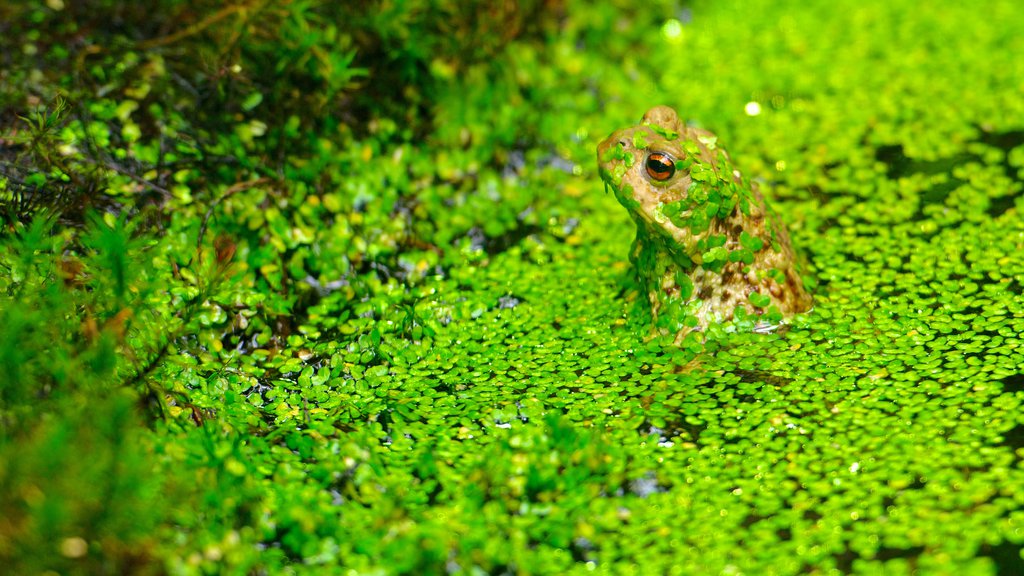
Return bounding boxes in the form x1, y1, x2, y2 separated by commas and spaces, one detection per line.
1, 0, 1023, 574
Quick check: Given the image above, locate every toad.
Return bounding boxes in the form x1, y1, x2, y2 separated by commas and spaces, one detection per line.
597, 106, 812, 343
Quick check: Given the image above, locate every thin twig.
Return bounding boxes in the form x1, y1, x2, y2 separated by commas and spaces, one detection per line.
136, 4, 249, 51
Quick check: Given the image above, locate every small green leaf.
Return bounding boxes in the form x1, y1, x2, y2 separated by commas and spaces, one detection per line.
648, 124, 678, 140
242, 92, 264, 111
740, 231, 765, 251
697, 134, 718, 149
702, 246, 729, 263
748, 291, 771, 308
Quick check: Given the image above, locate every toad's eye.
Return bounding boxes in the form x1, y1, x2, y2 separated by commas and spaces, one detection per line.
645, 152, 675, 181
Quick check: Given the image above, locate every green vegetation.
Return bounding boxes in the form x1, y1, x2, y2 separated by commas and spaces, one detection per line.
2, 0, 1023, 574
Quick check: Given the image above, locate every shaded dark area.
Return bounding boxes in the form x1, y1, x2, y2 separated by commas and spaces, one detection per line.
1002, 373, 1024, 395
0, 0, 566, 231
999, 423, 1024, 453
733, 367, 792, 389
831, 545, 925, 573
470, 222, 547, 256
980, 540, 1024, 575
874, 129, 1024, 222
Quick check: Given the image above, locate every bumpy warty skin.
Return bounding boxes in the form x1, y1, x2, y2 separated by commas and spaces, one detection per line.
597, 106, 813, 343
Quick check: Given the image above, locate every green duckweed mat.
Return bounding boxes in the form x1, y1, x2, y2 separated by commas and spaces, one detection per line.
2, 0, 1023, 574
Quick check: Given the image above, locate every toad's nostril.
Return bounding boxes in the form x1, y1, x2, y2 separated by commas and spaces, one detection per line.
620, 139, 629, 147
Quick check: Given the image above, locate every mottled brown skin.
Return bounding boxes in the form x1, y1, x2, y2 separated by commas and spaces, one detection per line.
597, 106, 812, 342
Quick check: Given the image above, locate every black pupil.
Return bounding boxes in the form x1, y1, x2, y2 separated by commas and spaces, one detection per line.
646, 154, 674, 179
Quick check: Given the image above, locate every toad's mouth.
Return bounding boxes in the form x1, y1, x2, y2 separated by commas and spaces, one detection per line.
631, 211, 701, 266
